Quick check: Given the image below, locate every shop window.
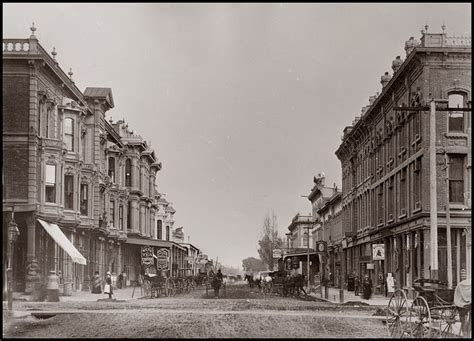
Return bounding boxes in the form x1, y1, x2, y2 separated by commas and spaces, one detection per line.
64, 175, 74, 210
448, 93, 465, 132
64, 118, 74, 151
125, 159, 132, 187
80, 183, 88, 215
449, 155, 465, 203
45, 164, 56, 203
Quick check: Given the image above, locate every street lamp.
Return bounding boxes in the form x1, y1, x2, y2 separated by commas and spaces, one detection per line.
7, 211, 20, 311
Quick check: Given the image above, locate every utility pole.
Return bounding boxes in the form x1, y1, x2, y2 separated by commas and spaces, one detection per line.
307, 224, 311, 293
429, 100, 439, 280
444, 154, 453, 288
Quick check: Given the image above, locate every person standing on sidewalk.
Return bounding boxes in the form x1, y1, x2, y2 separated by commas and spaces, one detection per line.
354, 275, 360, 296
104, 271, 113, 299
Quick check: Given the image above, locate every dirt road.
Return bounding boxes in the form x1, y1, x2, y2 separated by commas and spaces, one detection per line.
3, 284, 387, 338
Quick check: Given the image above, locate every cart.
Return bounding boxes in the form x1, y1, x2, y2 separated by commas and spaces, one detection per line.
386, 278, 471, 338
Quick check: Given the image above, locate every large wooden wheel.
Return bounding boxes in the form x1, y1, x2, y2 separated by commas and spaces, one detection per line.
409, 296, 431, 338
438, 306, 461, 338
386, 289, 410, 338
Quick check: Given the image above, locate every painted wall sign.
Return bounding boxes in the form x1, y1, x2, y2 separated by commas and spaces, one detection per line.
372, 244, 385, 260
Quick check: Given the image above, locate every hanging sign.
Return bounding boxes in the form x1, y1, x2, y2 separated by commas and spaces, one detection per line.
372, 244, 385, 260
141, 246, 154, 265
156, 248, 170, 270
272, 249, 282, 258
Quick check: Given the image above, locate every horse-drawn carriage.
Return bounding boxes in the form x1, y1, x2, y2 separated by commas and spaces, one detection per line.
386, 278, 471, 338
142, 274, 196, 298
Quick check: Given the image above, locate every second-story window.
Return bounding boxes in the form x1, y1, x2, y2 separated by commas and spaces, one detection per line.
125, 159, 132, 187
108, 157, 115, 183
449, 155, 465, 203
80, 183, 88, 215
64, 118, 74, 151
166, 226, 170, 241
127, 203, 132, 229
448, 93, 465, 132
119, 205, 124, 230
64, 174, 74, 210
110, 200, 116, 227
157, 220, 163, 240
45, 164, 56, 203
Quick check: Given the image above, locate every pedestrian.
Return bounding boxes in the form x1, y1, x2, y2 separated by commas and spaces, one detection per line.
122, 270, 127, 288
91, 271, 102, 294
213, 269, 223, 298
118, 272, 123, 289
386, 273, 395, 297
354, 275, 360, 296
362, 274, 372, 299
104, 271, 113, 299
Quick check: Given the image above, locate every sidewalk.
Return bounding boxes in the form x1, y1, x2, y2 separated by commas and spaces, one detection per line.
10, 286, 145, 303
309, 286, 411, 306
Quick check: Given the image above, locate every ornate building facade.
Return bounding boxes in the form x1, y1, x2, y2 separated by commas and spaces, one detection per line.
335, 28, 471, 292
3, 26, 190, 293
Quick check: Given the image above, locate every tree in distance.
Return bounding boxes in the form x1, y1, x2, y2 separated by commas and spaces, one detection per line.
257, 211, 284, 271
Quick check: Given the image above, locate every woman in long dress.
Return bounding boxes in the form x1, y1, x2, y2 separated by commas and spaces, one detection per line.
104, 271, 113, 299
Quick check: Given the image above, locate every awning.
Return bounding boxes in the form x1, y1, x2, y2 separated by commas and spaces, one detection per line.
282, 252, 320, 259
37, 219, 87, 265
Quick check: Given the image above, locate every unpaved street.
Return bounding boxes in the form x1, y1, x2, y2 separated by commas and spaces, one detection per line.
3, 284, 387, 338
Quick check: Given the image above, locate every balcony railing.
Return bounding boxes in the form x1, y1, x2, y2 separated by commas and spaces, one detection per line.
3, 39, 31, 54
445, 35, 471, 47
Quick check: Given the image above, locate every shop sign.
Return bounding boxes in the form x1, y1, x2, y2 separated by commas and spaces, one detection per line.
372, 244, 385, 260
156, 248, 170, 270
141, 246, 154, 265
366, 263, 375, 270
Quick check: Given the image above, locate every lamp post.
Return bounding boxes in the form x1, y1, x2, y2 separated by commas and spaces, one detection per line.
7, 210, 20, 311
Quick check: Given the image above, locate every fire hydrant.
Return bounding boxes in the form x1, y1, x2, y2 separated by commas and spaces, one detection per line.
46, 270, 59, 302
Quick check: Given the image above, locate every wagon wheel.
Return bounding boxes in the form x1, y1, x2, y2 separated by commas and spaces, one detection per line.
386, 289, 410, 338
438, 306, 460, 338
409, 296, 431, 338
142, 279, 151, 298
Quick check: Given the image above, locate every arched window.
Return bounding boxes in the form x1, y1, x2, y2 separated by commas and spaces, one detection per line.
125, 159, 132, 187
448, 93, 466, 132
157, 220, 162, 240
166, 226, 170, 241
64, 118, 74, 151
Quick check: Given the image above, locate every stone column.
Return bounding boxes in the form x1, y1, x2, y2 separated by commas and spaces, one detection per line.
423, 229, 431, 279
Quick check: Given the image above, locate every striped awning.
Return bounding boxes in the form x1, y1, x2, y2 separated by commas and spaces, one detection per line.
37, 219, 87, 265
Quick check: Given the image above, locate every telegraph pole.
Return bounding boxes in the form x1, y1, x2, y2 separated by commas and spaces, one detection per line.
444, 154, 453, 288
429, 100, 439, 280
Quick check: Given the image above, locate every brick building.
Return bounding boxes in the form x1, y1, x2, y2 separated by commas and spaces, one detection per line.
3, 26, 189, 293
335, 28, 471, 292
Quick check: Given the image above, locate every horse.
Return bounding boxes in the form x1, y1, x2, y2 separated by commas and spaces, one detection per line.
244, 274, 255, 288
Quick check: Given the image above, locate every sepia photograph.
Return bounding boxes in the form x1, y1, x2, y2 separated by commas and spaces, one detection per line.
2, 2, 471, 338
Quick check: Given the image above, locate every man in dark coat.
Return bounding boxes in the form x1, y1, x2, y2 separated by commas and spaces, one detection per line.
213, 269, 223, 298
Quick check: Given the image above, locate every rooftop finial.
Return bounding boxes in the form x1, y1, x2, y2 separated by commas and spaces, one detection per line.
441, 23, 446, 32
425, 23, 429, 32
30, 22, 37, 37
51, 47, 57, 59
68, 68, 73, 78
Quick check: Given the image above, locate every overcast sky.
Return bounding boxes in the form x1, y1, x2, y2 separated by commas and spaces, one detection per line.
3, 3, 471, 269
